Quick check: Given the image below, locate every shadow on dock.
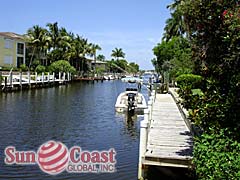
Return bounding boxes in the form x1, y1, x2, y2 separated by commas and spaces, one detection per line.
146, 166, 196, 180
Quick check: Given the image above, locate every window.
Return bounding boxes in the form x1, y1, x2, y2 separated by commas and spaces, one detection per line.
5, 39, 13, 49
4, 56, 13, 64
17, 57, 24, 68
17, 43, 24, 55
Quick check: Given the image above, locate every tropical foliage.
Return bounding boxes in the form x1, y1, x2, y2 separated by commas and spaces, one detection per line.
157, 0, 240, 179
35, 65, 46, 73
106, 59, 139, 73
25, 22, 101, 74
24, 23, 140, 75
96, 54, 106, 61
111, 48, 125, 60
152, 36, 193, 81
194, 128, 240, 180
49, 60, 76, 74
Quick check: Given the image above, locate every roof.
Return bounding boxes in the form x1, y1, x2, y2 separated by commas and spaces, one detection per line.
0, 32, 24, 40
92, 60, 107, 64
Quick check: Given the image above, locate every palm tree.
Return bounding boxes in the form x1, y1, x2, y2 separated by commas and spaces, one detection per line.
59, 27, 72, 51
46, 22, 60, 50
66, 35, 91, 73
89, 44, 101, 74
46, 22, 73, 62
25, 25, 49, 68
90, 44, 101, 61
111, 48, 125, 60
97, 54, 105, 61
162, 0, 186, 41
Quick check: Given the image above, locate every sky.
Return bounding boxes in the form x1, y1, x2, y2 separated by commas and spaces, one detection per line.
0, 0, 173, 70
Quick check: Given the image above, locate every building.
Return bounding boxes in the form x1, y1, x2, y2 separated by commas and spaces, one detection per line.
0, 32, 26, 68
91, 60, 107, 70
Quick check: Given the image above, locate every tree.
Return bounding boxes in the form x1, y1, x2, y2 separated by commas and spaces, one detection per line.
24, 22, 104, 75
25, 25, 49, 69
162, 0, 186, 41
35, 65, 46, 73
128, 62, 139, 73
46, 22, 60, 50
178, 0, 240, 135
46, 22, 72, 63
90, 43, 101, 74
164, 1, 240, 179
152, 36, 193, 81
90, 44, 101, 61
66, 35, 89, 72
49, 60, 76, 74
97, 54, 105, 61
111, 48, 125, 60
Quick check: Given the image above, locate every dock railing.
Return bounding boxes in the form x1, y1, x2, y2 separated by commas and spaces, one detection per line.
1, 71, 71, 91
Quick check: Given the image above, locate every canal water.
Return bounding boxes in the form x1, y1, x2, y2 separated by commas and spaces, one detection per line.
0, 80, 149, 180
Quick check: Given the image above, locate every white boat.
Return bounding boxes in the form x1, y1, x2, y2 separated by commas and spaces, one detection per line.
121, 76, 143, 83
115, 88, 147, 113
104, 75, 115, 80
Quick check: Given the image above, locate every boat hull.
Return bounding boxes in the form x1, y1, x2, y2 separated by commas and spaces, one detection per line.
115, 91, 147, 113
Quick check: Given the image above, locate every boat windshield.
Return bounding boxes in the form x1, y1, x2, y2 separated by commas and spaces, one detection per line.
126, 88, 138, 91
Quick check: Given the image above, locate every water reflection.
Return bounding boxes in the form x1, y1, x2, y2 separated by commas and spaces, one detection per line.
115, 111, 143, 140
0, 81, 143, 180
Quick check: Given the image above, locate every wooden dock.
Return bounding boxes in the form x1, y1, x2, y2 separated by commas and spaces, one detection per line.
0, 72, 71, 92
138, 90, 193, 179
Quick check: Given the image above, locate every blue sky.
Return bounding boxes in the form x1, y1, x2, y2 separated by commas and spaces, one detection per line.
0, 0, 172, 70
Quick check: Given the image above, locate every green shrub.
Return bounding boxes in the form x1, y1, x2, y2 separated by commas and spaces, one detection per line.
49, 60, 76, 74
176, 74, 203, 89
1, 67, 18, 71
176, 74, 203, 110
19, 64, 28, 72
35, 65, 46, 73
0, 74, 3, 83
194, 129, 240, 180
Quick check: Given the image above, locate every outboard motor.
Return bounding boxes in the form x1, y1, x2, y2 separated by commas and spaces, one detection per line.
127, 93, 136, 112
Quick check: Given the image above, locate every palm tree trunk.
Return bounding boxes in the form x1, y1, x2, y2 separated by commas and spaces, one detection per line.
28, 47, 36, 71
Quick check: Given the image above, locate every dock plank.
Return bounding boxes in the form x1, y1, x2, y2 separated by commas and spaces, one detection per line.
144, 93, 193, 168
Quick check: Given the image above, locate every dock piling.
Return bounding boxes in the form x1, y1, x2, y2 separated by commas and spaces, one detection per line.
19, 72, 22, 89
53, 72, 55, 82
42, 72, 44, 84
138, 108, 149, 180
10, 71, 13, 87
148, 100, 153, 123
47, 72, 50, 83
63, 72, 66, 81
27, 71, 31, 86
35, 72, 38, 84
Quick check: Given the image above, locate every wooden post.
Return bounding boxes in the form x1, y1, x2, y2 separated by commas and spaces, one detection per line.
42, 72, 44, 84
53, 72, 55, 83
47, 72, 50, 83
59, 72, 61, 81
28, 71, 31, 87
10, 71, 13, 87
151, 90, 156, 102
19, 72, 22, 89
148, 100, 153, 123
67, 72, 70, 81
138, 109, 149, 180
4, 77, 7, 90
0, 71, 2, 85
35, 72, 38, 84
63, 72, 66, 81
